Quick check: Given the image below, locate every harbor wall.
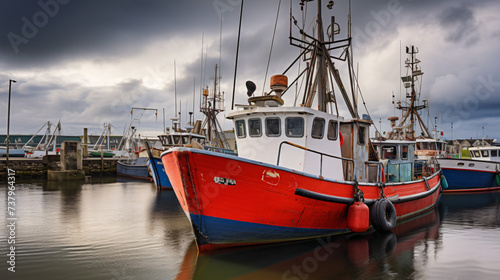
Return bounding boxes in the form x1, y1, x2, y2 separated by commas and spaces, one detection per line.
0, 157, 118, 179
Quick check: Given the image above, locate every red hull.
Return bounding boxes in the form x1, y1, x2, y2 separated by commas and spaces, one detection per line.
162, 148, 442, 251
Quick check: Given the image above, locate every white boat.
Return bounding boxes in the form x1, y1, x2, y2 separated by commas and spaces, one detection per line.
24, 121, 61, 158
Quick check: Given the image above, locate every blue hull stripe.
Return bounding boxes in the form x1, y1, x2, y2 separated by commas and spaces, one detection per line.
149, 157, 172, 189
189, 214, 345, 246
442, 168, 497, 190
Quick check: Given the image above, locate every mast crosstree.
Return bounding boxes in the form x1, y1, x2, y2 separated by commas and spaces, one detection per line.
288, 0, 358, 118
396, 45, 431, 140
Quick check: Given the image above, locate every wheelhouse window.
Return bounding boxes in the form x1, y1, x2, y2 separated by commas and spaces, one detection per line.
265, 117, 281, 137
173, 135, 181, 145
286, 117, 304, 138
235, 120, 246, 138
358, 126, 366, 145
327, 120, 338, 140
402, 145, 409, 159
473, 150, 480, 157
492, 150, 498, 157
248, 118, 262, 137
168, 136, 174, 145
182, 136, 189, 144
311, 118, 325, 139
481, 150, 489, 157
191, 137, 202, 144
381, 145, 397, 160
436, 142, 442, 151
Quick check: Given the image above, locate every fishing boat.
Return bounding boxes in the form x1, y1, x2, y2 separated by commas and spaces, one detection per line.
438, 146, 500, 192
145, 141, 173, 190
390, 45, 447, 161
117, 157, 150, 180
87, 123, 118, 158
24, 121, 62, 158
374, 46, 446, 181
148, 65, 235, 190
162, 0, 442, 251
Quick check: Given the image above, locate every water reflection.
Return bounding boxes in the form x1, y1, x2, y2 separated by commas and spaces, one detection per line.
2, 180, 499, 279
438, 191, 500, 227
175, 209, 441, 280
148, 190, 194, 253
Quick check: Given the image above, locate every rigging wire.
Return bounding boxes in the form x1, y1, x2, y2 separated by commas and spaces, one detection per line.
348, 48, 382, 137
262, 0, 282, 95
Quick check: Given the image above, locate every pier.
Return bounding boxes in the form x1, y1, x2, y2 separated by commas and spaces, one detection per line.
0, 156, 118, 179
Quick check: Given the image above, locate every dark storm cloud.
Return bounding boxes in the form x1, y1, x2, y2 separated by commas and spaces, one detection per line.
1, 0, 499, 139
0, 0, 224, 69
439, 5, 477, 43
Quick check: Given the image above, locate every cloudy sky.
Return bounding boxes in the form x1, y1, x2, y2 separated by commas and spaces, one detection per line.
1, 0, 499, 140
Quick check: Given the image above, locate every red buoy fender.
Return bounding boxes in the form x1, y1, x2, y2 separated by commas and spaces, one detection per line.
348, 201, 369, 232
339, 131, 344, 147
381, 168, 385, 183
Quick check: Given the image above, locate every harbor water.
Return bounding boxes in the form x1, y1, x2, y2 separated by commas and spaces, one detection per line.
1, 178, 500, 280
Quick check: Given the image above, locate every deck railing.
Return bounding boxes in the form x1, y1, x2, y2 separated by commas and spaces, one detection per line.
276, 141, 355, 181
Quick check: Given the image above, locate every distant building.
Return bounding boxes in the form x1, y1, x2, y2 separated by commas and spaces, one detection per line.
447, 138, 497, 154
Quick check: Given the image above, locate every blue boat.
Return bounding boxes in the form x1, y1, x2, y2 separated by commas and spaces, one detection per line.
145, 142, 172, 190
438, 146, 500, 192
117, 157, 150, 180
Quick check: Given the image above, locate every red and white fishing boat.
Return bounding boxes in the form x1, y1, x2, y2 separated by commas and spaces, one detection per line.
162, 0, 442, 251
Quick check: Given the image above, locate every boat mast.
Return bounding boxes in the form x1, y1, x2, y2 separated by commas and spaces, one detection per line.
200, 65, 230, 149
316, 0, 326, 112
397, 46, 430, 139
289, 0, 357, 117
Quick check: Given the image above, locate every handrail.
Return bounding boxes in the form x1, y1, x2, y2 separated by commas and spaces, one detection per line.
276, 141, 355, 180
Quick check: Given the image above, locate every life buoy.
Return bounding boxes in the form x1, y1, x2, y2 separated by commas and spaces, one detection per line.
339, 131, 343, 147
370, 199, 397, 232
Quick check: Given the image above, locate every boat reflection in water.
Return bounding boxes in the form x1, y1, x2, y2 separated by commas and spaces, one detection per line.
438, 191, 500, 227
173, 208, 441, 280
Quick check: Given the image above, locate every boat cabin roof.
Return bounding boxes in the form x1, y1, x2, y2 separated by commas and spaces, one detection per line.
372, 140, 415, 145
158, 131, 206, 147
227, 105, 342, 120
416, 138, 446, 143
469, 146, 500, 151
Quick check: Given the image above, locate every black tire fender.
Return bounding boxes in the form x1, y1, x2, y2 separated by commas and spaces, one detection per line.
370, 199, 397, 232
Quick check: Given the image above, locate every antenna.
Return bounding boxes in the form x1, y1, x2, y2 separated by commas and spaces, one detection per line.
192, 77, 196, 125
347, 0, 351, 38
174, 59, 177, 118
200, 33, 204, 111
231, 0, 244, 110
